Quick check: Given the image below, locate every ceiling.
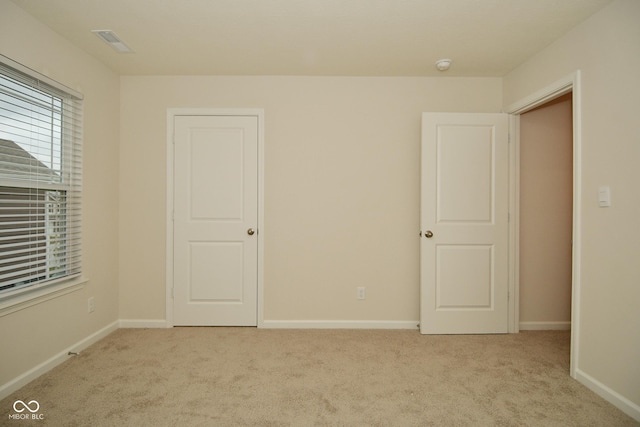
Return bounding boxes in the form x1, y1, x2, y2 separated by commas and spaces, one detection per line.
10, 0, 613, 77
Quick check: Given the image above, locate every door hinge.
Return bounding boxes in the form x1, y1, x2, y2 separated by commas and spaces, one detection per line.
171, 287, 174, 298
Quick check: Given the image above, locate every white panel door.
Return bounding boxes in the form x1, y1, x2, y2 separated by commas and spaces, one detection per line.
173, 115, 258, 326
420, 113, 509, 334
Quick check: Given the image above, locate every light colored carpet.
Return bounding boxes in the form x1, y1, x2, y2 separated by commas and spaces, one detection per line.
1, 328, 637, 426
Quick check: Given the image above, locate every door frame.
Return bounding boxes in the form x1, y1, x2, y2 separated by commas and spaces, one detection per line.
506, 71, 581, 378
165, 108, 265, 328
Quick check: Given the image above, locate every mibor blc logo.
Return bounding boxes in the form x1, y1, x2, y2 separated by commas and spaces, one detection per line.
9, 400, 44, 420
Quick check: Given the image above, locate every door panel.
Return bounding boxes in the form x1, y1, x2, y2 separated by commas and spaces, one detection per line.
189, 129, 244, 220
173, 115, 258, 326
421, 113, 509, 334
436, 245, 493, 308
189, 242, 244, 301
437, 126, 493, 222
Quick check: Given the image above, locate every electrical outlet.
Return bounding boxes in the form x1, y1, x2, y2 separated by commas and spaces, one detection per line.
357, 287, 366, 300
88, 297, 95, 313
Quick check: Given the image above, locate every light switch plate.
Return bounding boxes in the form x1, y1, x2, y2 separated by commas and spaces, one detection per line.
598, 186, 611, 207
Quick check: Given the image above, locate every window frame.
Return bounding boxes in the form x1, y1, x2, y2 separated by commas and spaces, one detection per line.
0, 55, 86, 313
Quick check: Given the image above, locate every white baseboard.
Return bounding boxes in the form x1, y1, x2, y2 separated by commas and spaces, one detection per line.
0, 320, 118, 401
575, 368, 640, 422
261, 320, 420, 329
118, 319, 169, 328
118, 319, 420, 330
519, 321, 571, 331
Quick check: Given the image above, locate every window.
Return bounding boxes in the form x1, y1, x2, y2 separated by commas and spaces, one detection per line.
0, 57, 83, 299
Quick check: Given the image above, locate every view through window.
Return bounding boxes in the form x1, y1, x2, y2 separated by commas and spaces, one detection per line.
0, 60, 82, 296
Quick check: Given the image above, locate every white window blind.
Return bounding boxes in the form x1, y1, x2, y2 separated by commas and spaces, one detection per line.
0, 58, 83, 296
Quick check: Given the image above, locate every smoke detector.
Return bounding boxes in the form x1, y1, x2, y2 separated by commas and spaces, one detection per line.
435, 59, 452, 71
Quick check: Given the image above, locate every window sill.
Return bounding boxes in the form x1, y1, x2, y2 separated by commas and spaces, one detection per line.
0, 277, 87, 317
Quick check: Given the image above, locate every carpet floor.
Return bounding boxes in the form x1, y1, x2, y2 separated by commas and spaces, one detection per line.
1, 328, 637, 426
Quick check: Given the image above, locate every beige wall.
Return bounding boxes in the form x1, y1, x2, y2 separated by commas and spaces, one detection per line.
519, 95, 573, 325
119, 76, 502, 322
504, 0, 640, 411
0, 1, 120, 386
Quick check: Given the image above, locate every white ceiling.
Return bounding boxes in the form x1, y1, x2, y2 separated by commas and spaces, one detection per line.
10, 0, 613, 76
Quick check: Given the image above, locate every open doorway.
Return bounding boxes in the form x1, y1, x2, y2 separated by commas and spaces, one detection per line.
506, 71, 582, 378
519, 93, 573, 332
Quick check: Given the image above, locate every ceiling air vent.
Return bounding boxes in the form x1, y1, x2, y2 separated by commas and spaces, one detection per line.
92, 30, 133, 53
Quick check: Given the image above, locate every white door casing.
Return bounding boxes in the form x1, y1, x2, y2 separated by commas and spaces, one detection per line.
171, 113, 261, 326
420, 112, 509, 334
